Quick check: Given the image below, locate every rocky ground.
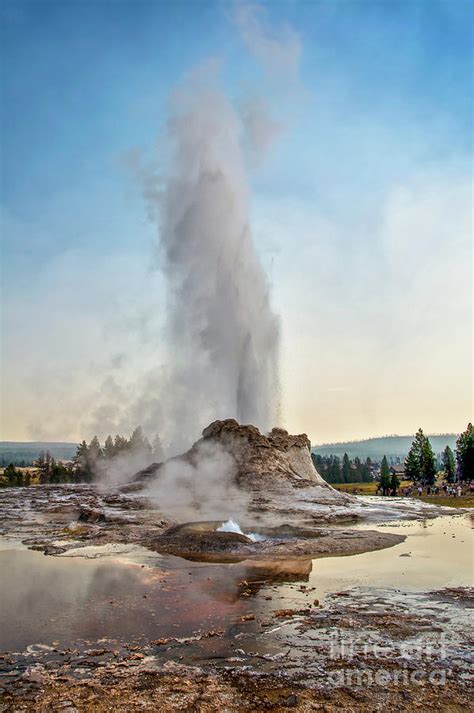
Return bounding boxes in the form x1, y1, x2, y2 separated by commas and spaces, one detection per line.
1, 488, 472, 711
0, 484, 404, 564
1, 584, 472, 711
0, 420, 472, 711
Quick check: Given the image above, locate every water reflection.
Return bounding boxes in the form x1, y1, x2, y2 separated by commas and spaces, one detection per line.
307, 514, 473, 598
0, 547, 252, 651
1, 514, 472, 654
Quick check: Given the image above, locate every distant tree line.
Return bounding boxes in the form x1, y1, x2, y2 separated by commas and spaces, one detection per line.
0, 426, 162, 487
35, 451, 75, 484
314, 423, 473, 489
73, 426, 163, 481
3, 463, 32, 487
312, 453, 374, 483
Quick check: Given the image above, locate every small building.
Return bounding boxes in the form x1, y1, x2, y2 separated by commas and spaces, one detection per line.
390, 464, 405, 477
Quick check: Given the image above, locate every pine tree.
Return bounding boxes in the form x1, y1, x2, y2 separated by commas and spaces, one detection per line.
325, 456, 341, 483
404, 428, 437, 486
404, 448, 419, 482
379, 455, 391, 496
342, 453, 351, 483
352, 457, 362, 483
143, 436, 152, 459
151, 433, 164, 462
74, 441, 89, 467
50, 460, 69, 484
36, 451, 45, 471
405, 429, 424, 482
35, 450, 51, 485
74, 441, 92, 482
129, 426, 145, 453
84, 436, 102, 481
89, 436, 103, 461
114, 435, 129, 454
125, 426, 152, 465
389, 471, 400, 496
456, 423, 474, 482
104, 435, 115, 460
49, 456, 58, 484
5, 463, 19, 486
442, 445, 456, 483
420, 436, 436, 486
362, 457, 372, 482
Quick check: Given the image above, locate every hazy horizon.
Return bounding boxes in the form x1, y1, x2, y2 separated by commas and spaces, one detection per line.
0, 427, 462, 444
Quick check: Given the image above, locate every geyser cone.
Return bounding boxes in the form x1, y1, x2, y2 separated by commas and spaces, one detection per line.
134, 419, 353, 525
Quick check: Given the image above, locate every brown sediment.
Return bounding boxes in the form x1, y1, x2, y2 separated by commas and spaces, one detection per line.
428, 586, 474, 604
147, 523, 405, 564
1, 648, 471, 712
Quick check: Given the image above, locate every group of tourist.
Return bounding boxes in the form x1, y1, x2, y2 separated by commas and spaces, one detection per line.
401, 482, 467, 497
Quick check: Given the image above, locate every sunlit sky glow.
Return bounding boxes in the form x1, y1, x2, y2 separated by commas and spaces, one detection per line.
1, 0, 472, 445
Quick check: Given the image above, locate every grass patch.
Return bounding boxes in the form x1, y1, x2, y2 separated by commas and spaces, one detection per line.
333, 482, 474, 508
333, 482, 378, 494
333, 481, 412, 494
419, 495, 474, 509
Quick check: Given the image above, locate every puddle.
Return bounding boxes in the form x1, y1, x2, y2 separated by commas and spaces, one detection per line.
0, 546, 251, 652
306, 514, 474, 599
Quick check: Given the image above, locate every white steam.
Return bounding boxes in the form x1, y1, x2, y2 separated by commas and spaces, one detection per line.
147, 64, 280, 454
216, 518, 266, 543
96, 450, 153, 489
233, 1, 301, 77
142, 440, 250, 520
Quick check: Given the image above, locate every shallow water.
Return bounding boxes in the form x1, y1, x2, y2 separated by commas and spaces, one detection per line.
0, 542, 250, 651
305, 513, 473, 599
1, 514, 472, 654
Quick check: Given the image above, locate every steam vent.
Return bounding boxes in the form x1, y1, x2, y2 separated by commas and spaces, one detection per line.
134, 419, 354, 525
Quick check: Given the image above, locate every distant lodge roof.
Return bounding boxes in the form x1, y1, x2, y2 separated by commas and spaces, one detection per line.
390, 464, 405, 474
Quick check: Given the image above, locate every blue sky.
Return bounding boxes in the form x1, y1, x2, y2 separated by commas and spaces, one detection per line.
1, 0, 472, 443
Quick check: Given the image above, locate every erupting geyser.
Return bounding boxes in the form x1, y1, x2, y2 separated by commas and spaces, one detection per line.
147, 69, 280, 453
216, 519, 266, 543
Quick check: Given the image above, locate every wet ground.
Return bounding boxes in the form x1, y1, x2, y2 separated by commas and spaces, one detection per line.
0, 486, 473, 711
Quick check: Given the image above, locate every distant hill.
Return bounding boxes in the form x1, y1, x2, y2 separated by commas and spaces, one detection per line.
312, 434, 457, 461
1, 433, 460, 467
0, 442, 77, 466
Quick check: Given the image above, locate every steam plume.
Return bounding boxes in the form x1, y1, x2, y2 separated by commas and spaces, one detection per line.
148, 65, 280, 454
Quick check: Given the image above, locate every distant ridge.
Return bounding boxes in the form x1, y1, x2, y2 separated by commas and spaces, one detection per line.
312, 434, 457, 460
1, 433, 460, 466
0, 442, 77, 466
